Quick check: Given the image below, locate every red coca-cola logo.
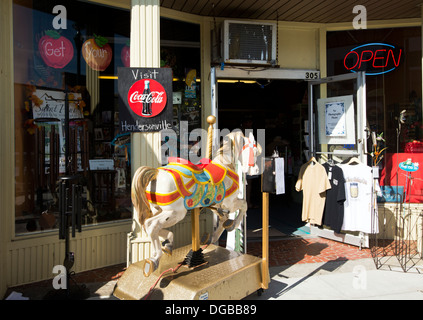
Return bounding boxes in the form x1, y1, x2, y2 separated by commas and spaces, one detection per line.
127, 78, 167, 118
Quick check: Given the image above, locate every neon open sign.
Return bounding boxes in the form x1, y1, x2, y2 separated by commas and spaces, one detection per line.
343, 43, 402, 75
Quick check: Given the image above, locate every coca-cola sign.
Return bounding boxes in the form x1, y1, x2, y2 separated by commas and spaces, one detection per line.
118, 67, 173, 133
128, 79, 167, 118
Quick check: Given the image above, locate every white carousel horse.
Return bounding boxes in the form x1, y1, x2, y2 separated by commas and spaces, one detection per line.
131, 130, 262, 277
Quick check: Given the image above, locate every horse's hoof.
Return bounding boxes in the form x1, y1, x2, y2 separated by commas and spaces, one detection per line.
223, 219, 234, 230
200, 233, 210, 245
143, 259, 157, 277
216, 208, 225, 218
162, 243, 173, 256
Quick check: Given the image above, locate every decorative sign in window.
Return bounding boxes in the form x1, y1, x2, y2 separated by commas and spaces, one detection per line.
343, 43, 402, 75
325, 102, 346, 136
318, 95, 355, 145
82, 35, 113, 71
38, 30, 74, 69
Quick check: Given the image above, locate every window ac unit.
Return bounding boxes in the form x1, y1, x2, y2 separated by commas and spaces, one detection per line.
223, 20, 277, 65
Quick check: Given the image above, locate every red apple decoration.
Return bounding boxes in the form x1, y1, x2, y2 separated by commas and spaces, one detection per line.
38, 30, 74, 69
82, 34, 112, 71
121, 43, 130, 67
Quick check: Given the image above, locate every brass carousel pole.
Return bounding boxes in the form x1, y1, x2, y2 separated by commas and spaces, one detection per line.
262, 190, 270, 290
191, 115, 216, 252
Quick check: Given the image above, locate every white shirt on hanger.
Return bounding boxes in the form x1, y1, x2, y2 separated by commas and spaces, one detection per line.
338, 162, 379, 234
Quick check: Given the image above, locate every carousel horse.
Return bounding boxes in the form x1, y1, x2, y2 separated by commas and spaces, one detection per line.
131, 130, 262, 277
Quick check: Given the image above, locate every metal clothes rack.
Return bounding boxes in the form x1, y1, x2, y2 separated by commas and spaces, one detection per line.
307, 154, 371, 250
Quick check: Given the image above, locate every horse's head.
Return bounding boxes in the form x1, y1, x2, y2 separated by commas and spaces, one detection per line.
217, 130, 262, 174
239, 131, 262, 175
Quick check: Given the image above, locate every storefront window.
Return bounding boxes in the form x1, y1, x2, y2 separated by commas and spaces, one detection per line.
327, 27, 422, 202
13, 1, 202, 234
160, 18, 202, 156
327, 27, 423, 153
327, 27, 422, 162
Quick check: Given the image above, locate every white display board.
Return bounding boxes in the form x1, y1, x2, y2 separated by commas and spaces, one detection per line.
317, 95, 355, 145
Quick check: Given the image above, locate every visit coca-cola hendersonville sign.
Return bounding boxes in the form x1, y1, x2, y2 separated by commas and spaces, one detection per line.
118, 67, 173, 132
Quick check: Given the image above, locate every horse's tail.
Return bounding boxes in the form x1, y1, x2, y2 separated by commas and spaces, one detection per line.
131, 166, 159, 226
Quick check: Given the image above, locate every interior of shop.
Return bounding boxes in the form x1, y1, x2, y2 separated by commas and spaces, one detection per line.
217, 79, 311, 239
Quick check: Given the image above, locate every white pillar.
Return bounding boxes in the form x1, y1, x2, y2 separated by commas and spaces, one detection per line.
130, 0, 161, 172
128, 0, 161, 264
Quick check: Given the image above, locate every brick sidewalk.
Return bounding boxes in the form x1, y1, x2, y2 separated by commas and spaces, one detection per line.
247, 237, 372, 267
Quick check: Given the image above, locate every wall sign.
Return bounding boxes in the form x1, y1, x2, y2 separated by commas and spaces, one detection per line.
343, 43, 402, 75
318, 95, 355, 145
118, 67, 173, 133
325, 102, 346, 136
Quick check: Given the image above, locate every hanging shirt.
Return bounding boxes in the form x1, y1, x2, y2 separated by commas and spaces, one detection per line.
322, 163, 346, 233
338, 163, 379, 234
296, 160, 331, 225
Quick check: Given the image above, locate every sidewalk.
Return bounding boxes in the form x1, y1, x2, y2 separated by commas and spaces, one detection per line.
245, 257, 423, 300
5, 236, 423, 300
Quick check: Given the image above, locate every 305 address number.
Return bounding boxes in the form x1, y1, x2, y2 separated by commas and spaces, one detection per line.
305, 72, 319, 79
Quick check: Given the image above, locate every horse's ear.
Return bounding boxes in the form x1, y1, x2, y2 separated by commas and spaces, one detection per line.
256, 143, 262, 156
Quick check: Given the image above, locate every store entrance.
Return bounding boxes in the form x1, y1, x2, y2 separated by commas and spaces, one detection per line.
217, 79, 310, 239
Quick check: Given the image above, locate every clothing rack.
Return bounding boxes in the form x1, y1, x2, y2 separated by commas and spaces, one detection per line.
309, 225, 369, 249
306, 155, 374, 250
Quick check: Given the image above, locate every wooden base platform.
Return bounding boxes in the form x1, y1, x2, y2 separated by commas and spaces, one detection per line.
113, 244, 264, 300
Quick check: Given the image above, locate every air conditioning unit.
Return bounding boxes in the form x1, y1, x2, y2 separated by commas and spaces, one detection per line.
223, 20, 277, 65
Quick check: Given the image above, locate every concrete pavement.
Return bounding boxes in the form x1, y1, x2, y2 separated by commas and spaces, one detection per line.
244, 258, 423, 300
84, 257, 423, 300
5, 256, 422, 300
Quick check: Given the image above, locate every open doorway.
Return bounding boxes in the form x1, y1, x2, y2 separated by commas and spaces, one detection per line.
217, 79, 311, 239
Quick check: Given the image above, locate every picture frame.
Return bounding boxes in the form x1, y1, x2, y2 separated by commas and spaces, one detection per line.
94, 128, 104, 140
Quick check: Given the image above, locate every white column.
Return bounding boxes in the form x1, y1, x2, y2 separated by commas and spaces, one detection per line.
130, 0, 161, 173
128, 0, 161, 264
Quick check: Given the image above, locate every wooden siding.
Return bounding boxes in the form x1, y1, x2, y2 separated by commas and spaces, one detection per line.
7, 222, 131, 287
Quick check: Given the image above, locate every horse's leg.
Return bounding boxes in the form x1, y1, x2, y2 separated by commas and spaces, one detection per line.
159, 228, 174, 256
225, 199, 248, 232
143, 209, 183, 276
209, 205, 236, 244
210, 217, 226, 244
143, 217, 162, 277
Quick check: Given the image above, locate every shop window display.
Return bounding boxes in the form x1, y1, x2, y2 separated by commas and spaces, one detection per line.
327, 27, 422, 155
13, 0, 202, 234
327, 27, 422, 202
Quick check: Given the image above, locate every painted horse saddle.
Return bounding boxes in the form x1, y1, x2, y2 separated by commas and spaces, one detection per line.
146, 157, 239, 210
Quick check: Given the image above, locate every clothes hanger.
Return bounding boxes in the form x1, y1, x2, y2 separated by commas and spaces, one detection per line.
346, 157, 361, 165
307, 156, 317, 166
